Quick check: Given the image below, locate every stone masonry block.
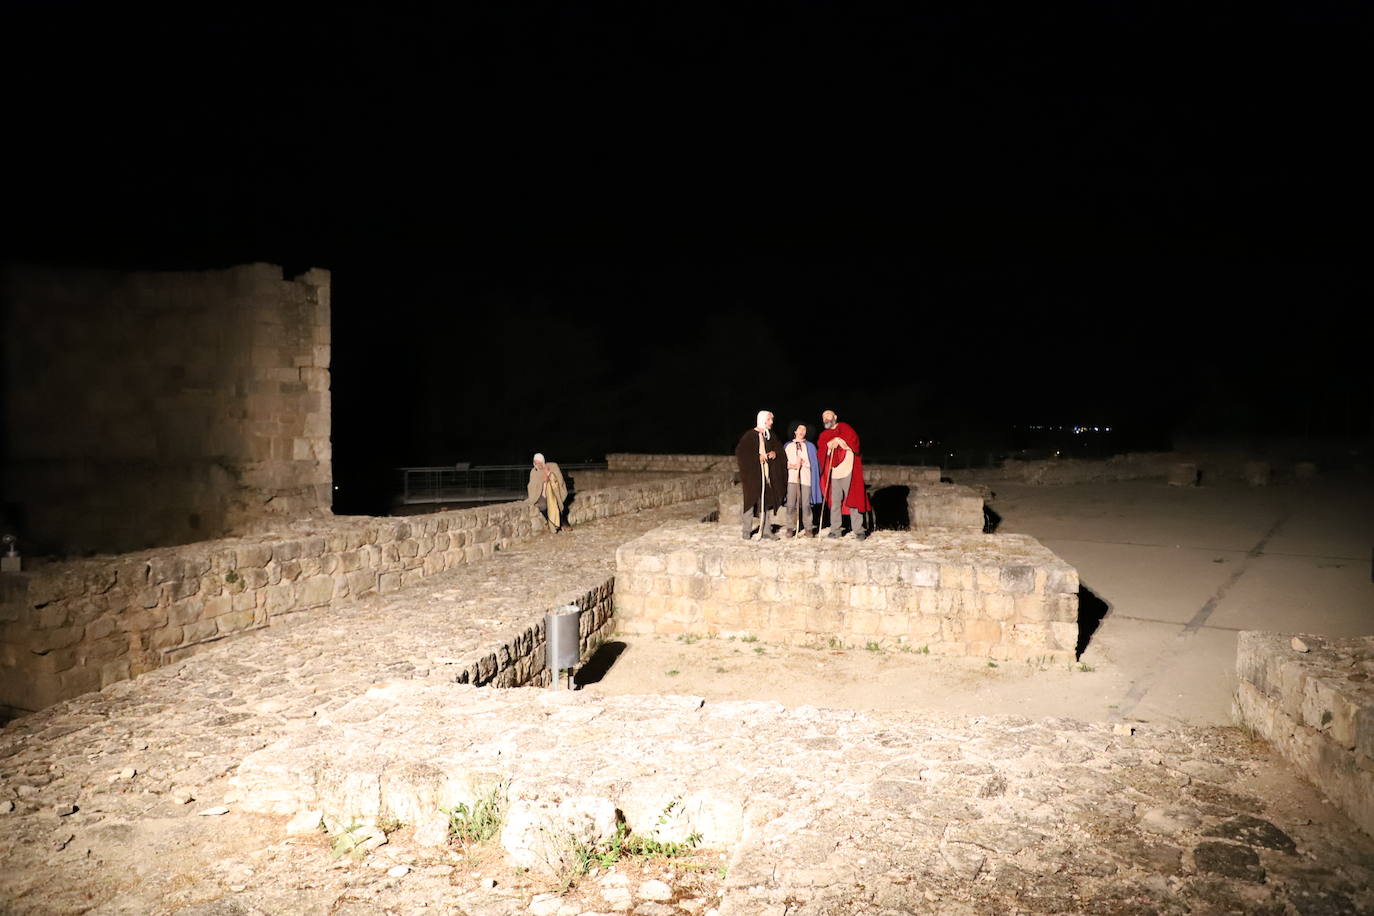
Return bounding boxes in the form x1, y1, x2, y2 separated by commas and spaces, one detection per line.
1300, 675, 1361, 751
940, 565, 974, 591
216, 609, 256, 635
1000, 566, 1036, 594
298, 577, 333, 608
723, 555, 760, 579
236, 544, 273, 569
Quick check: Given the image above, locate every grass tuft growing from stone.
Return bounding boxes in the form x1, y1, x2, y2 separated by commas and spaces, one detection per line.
447, 785, 505, 847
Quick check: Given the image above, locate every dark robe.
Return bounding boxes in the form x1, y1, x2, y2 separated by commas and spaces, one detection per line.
735, 428, 787, 512
817, 421, 872, 513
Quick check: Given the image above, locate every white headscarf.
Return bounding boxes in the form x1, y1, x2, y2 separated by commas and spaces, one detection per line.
533, 453, 545, 465
756, 410, 772, 439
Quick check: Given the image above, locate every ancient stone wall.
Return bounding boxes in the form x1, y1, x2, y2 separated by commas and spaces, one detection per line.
1234, 631, 1374, 837
616, 525, 1079, 662
0, 263, 331, 556
960, 451, 1325, 487
0, 474, 727, 717
450, 576, 615, 691
566, 470, 685, 491
606, 454, 736, 473
908, 484, 985, 532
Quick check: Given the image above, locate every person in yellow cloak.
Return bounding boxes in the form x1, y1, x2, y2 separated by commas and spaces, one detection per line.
527, 452, 569, 532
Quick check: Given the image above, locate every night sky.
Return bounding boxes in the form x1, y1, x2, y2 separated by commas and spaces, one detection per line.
7, 4, 1367, 513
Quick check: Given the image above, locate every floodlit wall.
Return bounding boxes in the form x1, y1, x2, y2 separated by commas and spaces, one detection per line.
0, 263, 332, 555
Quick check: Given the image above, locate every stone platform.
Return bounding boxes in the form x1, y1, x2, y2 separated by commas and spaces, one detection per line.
1235, 631, 1374, 837
615, 524, 1080, 662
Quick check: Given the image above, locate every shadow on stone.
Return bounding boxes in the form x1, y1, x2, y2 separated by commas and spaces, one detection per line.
574, 640, 628, 687
869, 486, 910, 530
983, 505, 1002, 533
1076, 585, 1111, 660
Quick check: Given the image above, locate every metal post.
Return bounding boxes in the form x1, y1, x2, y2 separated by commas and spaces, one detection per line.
545, 604, 583, 690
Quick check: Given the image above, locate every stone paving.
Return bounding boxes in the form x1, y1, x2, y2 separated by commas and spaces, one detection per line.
2, 495, 1373, 915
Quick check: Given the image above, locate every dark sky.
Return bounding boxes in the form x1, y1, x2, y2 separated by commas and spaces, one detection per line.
6, 3, 1368, 509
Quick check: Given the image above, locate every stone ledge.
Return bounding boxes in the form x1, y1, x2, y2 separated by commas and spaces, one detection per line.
615, 524, 1078, 662
1234, 631, 1374, 837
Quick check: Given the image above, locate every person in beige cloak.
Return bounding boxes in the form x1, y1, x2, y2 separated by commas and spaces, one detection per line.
527, 453, 569, 532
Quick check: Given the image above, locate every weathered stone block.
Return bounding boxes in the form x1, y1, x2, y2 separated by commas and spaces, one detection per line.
212, 608, 254, 635
1000, 566, 1036, 594
236, 543, 273, 569
147, 625, 185, 651
347, 570, 376, 598
183, 619, 218, 644
298, 577, 333, 608
263, 583, 296, 616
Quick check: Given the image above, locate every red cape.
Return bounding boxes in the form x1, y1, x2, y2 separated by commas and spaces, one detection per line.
817, 422, 871, 513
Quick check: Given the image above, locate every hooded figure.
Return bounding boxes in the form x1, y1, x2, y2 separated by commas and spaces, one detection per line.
527, 453, 569, 531
734, 410, 787, 539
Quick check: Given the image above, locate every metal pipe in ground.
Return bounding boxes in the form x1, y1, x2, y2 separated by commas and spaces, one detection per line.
545, 604, 583, 690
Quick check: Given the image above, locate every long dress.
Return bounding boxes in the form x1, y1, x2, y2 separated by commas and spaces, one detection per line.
735, 429, 787, 512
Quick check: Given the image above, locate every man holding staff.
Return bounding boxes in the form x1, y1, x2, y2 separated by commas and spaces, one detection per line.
734, 410, 787, 540
817, 408, 871, 540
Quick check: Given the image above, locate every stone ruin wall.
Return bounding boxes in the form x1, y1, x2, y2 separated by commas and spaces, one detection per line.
964, 451, 1323, 487
616, 526, 1080, 662
606, 454, 735, 473
1234, 631, 1374, 837
0, 472, 733, 718
1, 263, 332, 556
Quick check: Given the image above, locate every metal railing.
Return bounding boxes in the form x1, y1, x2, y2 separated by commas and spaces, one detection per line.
396, 463, 607, 505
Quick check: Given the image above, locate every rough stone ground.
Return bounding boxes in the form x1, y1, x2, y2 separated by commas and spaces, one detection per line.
2, 479, 1373, 915
0, 499, 717, 916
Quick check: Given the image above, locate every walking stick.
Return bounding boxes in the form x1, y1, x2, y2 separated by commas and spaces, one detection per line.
758, 431, 767, 540
820, 440, 834, 535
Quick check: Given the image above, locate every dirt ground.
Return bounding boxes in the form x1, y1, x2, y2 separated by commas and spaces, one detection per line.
578, 634, 1116, 718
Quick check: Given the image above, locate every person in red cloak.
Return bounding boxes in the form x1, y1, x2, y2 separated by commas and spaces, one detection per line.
816, 408, 871, 539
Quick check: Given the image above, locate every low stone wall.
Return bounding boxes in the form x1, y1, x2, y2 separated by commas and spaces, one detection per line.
609, 454, 940, 486
566, 470, 685, 491
615, 525, 1079, 662
991, 453, 1184, 485
961, 451, 1328, 487
1234, 631, 1374, 837
0, 474, 728, 717
606, 454, 735, 473
908, 484, 985, 532
864, 464, 942, 487
451, 576, 616, 690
